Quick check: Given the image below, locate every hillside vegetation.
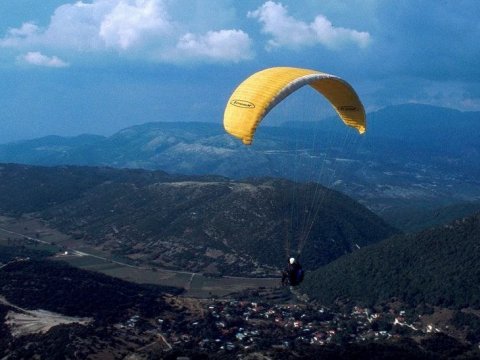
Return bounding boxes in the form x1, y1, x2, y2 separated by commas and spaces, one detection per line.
0, 163, 397, 275
0, 259, 181, 322
302, 213, 480, 309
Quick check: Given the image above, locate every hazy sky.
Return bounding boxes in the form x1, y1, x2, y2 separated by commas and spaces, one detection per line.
1, 0, 479, 143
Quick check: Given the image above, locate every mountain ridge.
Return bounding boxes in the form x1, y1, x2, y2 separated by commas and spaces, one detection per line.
0, 163, 398, 275
1, 103, 479, 231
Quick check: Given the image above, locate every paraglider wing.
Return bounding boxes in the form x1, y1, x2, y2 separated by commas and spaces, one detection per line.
223, 67, 366, 145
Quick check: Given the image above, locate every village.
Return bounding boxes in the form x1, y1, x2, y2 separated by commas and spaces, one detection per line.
119, 296, 445, 356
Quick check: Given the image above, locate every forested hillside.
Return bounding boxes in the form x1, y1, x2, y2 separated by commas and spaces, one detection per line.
302, 213, 480, 309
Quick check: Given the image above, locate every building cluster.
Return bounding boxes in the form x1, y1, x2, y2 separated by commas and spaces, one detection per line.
119, 300, 442, 355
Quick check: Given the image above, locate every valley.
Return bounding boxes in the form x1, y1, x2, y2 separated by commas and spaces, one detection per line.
0, 214, 278, 298
1, 103, 480, 358
0, 161, 479, 358
1, 256, 479, 359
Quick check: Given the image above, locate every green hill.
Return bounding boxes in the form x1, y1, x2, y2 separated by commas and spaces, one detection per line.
301, 213, 480, 309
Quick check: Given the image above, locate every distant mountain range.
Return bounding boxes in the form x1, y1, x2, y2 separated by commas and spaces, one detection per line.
0, 163, 397, 274
302, 212, 480, 309
1, 103, 479, 231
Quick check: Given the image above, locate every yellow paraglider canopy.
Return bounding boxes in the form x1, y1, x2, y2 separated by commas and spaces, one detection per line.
223, 67, 366, 145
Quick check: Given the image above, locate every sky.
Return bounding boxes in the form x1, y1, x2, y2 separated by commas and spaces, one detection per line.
1, 0, 479, 143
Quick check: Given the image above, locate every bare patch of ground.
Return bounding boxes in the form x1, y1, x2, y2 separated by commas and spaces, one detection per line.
5, 309, 92, 337
1, 295, 92, 338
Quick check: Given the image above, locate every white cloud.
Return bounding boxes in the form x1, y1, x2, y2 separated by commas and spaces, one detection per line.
310, 15, 370, 49
0, 0, 253, 64
248, 1, 371, 50
1, 2, 109, 51
20, 51, 69, 67
37, 0, 173, 51
99, 0, 174, 49
7, 22, 40, 38
0, 22, 41, 47
173, 29, 253, 62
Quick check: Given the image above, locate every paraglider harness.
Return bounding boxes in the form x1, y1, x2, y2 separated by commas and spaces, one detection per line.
282, 259, 304, 286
